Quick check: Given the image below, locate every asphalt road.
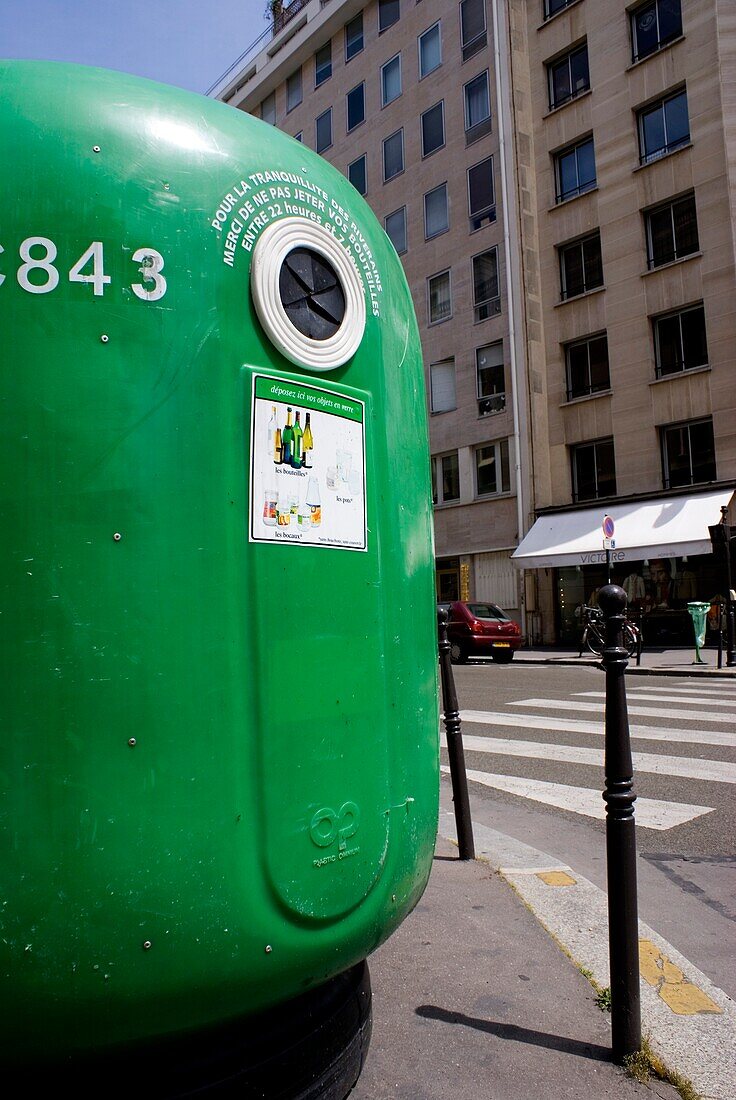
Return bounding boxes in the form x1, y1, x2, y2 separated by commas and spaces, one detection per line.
443, 661, 736, 1000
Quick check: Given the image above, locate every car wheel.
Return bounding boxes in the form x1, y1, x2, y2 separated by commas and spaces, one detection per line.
491, 649, 514, 664
450, 641, 467, 664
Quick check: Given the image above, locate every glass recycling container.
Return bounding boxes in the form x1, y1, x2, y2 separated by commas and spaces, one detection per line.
0, 61, 439, 1094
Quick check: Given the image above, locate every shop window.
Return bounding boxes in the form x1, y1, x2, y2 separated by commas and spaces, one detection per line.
476, 343, 505, 415
565, 334, 610, 400
421, 102, 445, 157
428, 270, 452, 325
286, 68, 302, 113
379, 0, 400, 33
467, 157, 495, 231
381, 54, 402, 107
472, 248, 500, 322
645, 193, 698, 269
654, 304, 708, 377
385, 207, 407, 254
383, 129, 404, 181
345, 13, 364, 62
631, 0, 682, 63
464, 71, 491, 144
638, 87, 689, 165
424, 183, 449, 239
430, 360, 456, 414
554, 136, 596, 203
348, 154, 367, 196
559, 232, 603, 300
548, 42, 590, 111
347, 83, 365, 132
571, 438, 616, 502
661, 418, 716, 488
460, 0, 487, 62
433, 452, 460, 504
476, 439, 510, 497
315, 42, 332, 87
315, 108, 332, 154
419, 22, 441, 78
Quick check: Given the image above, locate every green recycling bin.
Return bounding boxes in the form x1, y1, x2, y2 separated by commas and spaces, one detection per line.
0, 60, 439, 1093
687, 601, 711, 664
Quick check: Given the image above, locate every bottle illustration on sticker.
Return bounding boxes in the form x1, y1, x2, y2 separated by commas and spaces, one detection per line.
306, 476, 321, 527
301, 412, 313, 468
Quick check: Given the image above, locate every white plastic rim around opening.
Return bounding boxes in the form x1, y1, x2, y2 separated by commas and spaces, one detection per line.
250, 216, 367, 371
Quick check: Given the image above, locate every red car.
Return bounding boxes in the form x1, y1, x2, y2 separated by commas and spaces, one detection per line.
438, 600, 523, 664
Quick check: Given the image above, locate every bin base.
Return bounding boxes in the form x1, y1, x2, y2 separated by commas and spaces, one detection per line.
19, 961, 372, 1099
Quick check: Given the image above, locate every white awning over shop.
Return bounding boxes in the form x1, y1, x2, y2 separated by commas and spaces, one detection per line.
511, 489, 734, 570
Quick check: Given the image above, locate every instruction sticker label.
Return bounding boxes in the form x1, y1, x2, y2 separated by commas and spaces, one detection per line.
249, 374, 367, 551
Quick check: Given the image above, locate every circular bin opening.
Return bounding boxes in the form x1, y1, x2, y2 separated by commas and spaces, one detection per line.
251, 216, 366, 371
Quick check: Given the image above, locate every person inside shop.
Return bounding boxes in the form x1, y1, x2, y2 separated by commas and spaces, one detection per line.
650, 559, 676, 609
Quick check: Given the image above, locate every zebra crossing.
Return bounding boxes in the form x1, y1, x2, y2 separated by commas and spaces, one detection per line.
440, 679, 736, 831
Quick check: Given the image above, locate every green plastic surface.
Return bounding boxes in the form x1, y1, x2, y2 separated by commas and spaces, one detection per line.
0, 60, 439, 1062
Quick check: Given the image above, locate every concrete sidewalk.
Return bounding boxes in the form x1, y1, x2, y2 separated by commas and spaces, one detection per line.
511, 644, 736, 676
353, 823, 735, 1100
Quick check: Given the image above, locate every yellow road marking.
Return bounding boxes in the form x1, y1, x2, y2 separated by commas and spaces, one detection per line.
639, 939, 722, 1015
536, 870, 577, 887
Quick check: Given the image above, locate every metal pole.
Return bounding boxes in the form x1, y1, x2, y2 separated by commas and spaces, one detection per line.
718, 600, 723, 670
599, 584, 641, 1063
437, 608, 475, 860
721, 507, 735, 668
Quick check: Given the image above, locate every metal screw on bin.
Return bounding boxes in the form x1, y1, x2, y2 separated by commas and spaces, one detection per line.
437, 607, 475, 861
599, 584, 641, 1063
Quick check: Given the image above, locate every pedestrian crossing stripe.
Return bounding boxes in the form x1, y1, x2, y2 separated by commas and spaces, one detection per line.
511, 698, 736, 724
458, 709, 736, 748
576, 691, 736, 709
440, 732, 736, 784
439, 766, 714, 830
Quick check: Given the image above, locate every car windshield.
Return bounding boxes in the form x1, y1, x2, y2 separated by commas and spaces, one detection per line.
466, 602, 508, 621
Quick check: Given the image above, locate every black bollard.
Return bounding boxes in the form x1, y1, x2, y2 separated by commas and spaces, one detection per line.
437, 608, 475, 860
598, 584, 642, 1063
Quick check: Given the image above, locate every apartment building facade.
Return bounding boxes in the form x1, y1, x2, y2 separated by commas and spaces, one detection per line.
212, 0, 736, 645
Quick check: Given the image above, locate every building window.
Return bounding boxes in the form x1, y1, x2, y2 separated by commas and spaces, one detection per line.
464, 71, 491, 143
345, 13, 364, 62
472, 249, 500, 322
432, 451, 460, 504
467, 157, 495, 231
419, 22, 441, 78
661, 418, 715, 488
293, 132, 303, 143
379, 0, 400, 33
260, 92, 276, 125
348, 154, 367, 196
476, 343, 505, 415
383, 129, 404, 181
315, 108, 332, 154
460, 0, 487, 62
476, 439, 510, 497
653, 304, 708, 378
385, 207, 407, 254
424, 183, 449, 239
638, 88, 689, 164
645, 193, 698, 269
430, 359, 456, 413
286, 69, 302, 113
631, 0, 682, 63
555, 136, 596, 203
559, 232, 603, 300
315, 42, 332, 87
571, 439, 616, 502
381, 54, 402, 107
347, 83, 365, 132
421, 102, 445, 157
428, 270, 452, 325
548, 43, 590, 110
545, 0, 576, 17
565, 334, 610, 400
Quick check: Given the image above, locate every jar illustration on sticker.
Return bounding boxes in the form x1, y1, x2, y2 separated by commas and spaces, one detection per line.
306, 476, 321, 527
277, 491, 291, 526
263, 487, 278, 527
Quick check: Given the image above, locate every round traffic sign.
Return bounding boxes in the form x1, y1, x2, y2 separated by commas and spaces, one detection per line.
602, 514, 615, 538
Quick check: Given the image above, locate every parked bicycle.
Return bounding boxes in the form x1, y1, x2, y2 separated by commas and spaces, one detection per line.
579, 604, 640, 658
